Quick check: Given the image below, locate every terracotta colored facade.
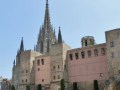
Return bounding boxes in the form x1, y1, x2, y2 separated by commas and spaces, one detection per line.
35, 55, 51, 85
67, 43, 109, 83
11, 0, 120, 90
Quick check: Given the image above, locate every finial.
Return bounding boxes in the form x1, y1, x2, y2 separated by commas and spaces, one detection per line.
46, 0, 48, 4
58, 26, 62, 44
13, 59, 15, 66
59, 26, 61, 30
20, 37, 24, 52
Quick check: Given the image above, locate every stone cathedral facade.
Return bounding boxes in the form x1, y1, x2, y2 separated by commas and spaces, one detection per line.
12, 0, 71, 90
12, 0, 120, 90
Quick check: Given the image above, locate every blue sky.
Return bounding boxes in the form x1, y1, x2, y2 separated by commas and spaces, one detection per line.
0, 0, 120, 79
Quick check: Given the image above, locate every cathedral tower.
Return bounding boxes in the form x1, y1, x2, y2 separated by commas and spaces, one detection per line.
36, 0, 57, 54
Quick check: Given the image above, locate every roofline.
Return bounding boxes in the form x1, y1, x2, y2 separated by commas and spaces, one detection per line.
68, 43, 106, 52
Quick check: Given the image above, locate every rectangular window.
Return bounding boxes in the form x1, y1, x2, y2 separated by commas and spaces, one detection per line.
37, 59, 40, 65
87, 50, 91, 58
33, 61, 34, 64
42, 79, 44, 82
58, 75, 60, 79
53, 66, 55, 70
26, 70, 28, 73
118, 70, 120, 74
54, 76, 56, 80
26, 79, 27, 82
69, 54, 73, 60
110, 41, 114, 47
101, 48, 105, 55
41, 59, 44, 65
38, 68, 40, 71
58, 65, 60, 69
94, 49, 98, 56
64, 65, 66, 70
81, 51, 85, 59
75, 53, 79, 59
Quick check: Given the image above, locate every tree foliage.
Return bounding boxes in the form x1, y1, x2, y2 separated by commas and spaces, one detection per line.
60, 79, 65, 90
11, 85, 15, 90
37, 84, 42, 90
26, 85, 30, 90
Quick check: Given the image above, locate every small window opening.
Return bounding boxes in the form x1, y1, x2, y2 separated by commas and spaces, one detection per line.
75, 53, 79, 59
37, 59, 40, 65
69, 54, 73, 60
85, 40, 87, 46
81, 51, 85, 59
41, 59, 44, 65
94, 49, 98, 56
88, 50, 91, 58
101, 48, 105, 55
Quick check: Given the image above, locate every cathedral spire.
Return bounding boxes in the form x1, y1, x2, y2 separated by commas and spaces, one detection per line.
58, 27, 62, 43
44, 0, 51, 28
20, 37, 24, 52
46, 0, 48, 4
36, 0, 57, 53
13, 59, 15, 66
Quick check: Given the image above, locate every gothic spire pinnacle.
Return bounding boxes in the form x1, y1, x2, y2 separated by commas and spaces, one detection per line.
36, 0, 56, 53
13, 59, 15, 66
20, 37, 24, 52
58, 27, 62, 43
44, 0, 50, 28
46, 0, 48, 5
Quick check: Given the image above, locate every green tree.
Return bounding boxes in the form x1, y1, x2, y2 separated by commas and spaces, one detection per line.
37, 84, 42, 90
73, 82, 78, 90
26, 85, 30, 90
60, 79, 65, 90
11, 85, 15, 90
94, 80, 99, 90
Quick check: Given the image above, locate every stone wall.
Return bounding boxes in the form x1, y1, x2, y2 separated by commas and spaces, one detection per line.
105, 29, 120, 81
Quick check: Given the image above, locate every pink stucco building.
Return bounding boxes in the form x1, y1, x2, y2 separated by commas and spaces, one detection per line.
35, 55, 51, 86
11, 0, 120, 90
66, 36, 109, 89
